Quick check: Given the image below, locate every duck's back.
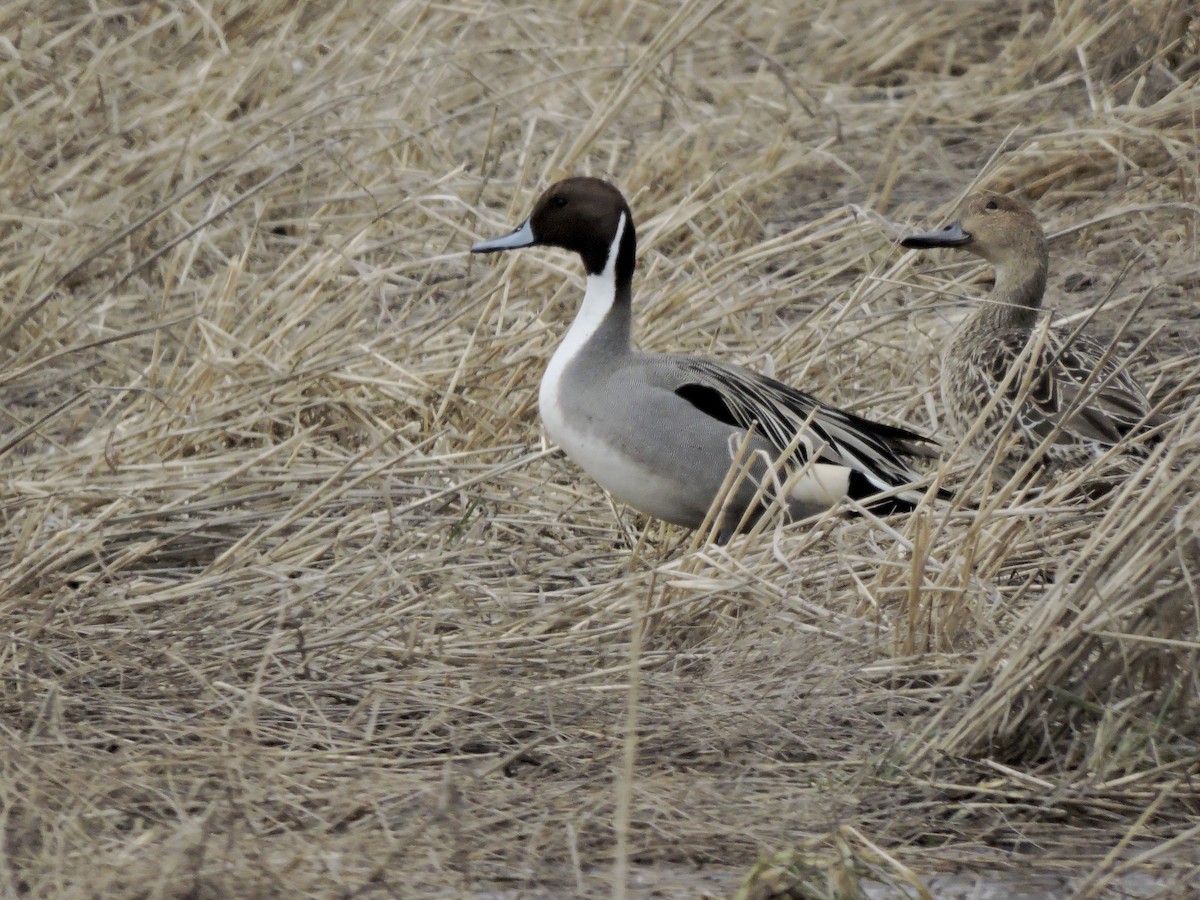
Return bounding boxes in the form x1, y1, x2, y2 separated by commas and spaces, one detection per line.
944, 322, 1161, 474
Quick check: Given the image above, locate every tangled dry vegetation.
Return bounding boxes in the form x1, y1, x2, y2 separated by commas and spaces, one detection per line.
1, 1, 1198, 896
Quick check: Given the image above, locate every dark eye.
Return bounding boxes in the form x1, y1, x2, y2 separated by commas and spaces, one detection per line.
985, 199, 999, 211
552, 196, 568, 209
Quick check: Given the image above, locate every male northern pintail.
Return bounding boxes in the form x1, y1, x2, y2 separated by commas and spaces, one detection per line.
471, 177, 944, 542
901, 190, 1163, 475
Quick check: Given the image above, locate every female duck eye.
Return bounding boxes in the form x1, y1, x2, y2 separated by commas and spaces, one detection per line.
985, 200, 999, 210
552, 196, 568, 209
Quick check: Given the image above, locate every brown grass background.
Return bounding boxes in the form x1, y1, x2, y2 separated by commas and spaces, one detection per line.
2, 1, 1198, 896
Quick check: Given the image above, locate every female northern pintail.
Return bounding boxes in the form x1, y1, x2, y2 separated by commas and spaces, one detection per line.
471, 177, 944, 542
901, 190, 1163, 475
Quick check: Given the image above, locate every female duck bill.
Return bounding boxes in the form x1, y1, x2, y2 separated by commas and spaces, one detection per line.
901, 220, 972, 249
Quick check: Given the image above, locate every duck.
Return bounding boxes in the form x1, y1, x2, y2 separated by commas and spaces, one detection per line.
470, 176, 945, 543
901, 190, 1163, 476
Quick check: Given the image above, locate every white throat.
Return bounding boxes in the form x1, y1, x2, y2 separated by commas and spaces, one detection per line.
538, 213, 628, 444
991, 260, 1013, 294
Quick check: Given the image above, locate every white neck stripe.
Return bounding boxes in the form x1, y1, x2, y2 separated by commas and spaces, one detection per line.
602, 212, 626, 279
538, 212, 629, 441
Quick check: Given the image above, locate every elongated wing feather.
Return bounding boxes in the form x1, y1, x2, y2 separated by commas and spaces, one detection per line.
673, 357, 941, 496
673, 382, 740, 428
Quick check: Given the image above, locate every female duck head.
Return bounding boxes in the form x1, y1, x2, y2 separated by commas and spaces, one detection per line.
902, 190, 1047, 270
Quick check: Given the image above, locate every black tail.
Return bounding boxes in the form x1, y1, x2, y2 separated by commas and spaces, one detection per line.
848, 469, 953, 514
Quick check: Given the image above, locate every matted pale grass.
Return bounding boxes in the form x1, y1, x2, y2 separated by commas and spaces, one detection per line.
1, 1, 1198, 896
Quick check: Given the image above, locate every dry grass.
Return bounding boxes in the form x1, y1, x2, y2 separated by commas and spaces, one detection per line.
1, 1, 1198, 896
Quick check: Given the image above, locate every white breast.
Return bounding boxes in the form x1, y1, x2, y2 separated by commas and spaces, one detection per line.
538, 214, 626, 463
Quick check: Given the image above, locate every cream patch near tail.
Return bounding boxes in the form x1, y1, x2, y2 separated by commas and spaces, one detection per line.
785, 463, 851, 515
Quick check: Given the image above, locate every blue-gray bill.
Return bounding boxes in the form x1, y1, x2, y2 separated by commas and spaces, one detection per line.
472, 218, 535, 253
